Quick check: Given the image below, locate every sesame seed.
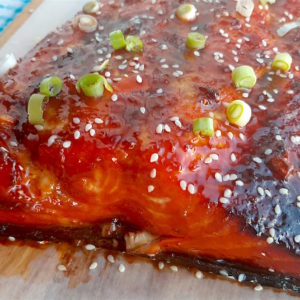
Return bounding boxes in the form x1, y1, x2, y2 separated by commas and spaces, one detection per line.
253, 157, 263, 164
48, 135, 58, 147
275, 135, 282, 141
219, 270, 228, 277
294, 235, 300, 243
269, 228, 275, 237
195, 270, 203, 279
95, 118, 103, 124
220, 197, 229, 204
254, 284, 263, 292
150, 153, 159, 163
275, 204, 282, 215
236, 180, 244, 187
150, 168, 157, 178
264, 149, 272, 155
74, 130, 80, 140
57, 264, 67, 272
215, 130, 221, 137
156, 88, 163, 94
204, 157, 213, 164
224, 189, 232, 198
111, 94, 118, 101
231, 153, 237, 162
136, 75, 143, 84
257, 187, 265, 197
266, 237, 274, 244
8, 236, 16, 242
90, 129, 96, 137
238, 274, 246, 282
279, 188, 289, 195
164, 124, 171, 132
107, 255, 115, 263
156, 124, 163, 134
215, 172, 223, 183
210, 153, 219, 161
180, 180, 187, 191
170, 265, 178, 272
297, 195, 300, 201
148, 185, 155, 193
119, 264, 126, 273
85, 123, 92, 132
63, 141, 71, 149
239, 133, 246, 141
89, 262, 98, 270
140, 107, 146, 114
161, 64, 169, 69
188, 184, 196, 195
158, 262, 165, 270
227, 132, 233, 140
85, 244, 96, 251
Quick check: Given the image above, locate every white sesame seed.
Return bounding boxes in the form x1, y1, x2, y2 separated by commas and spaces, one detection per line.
57, 264, 67, 272
156, 88, 163, 94
194, 50, 200, 57
74, 130, 80, 140
158, 262, 165, 270
254, 284, 263, 292
156, 124, 163, 134
161, 64, 169, 69
266, 237, 274, 244
215, 130, 221, 137
238, 273, 246, 282
150, 168, 157, 178
230, 174, 238, 181
253, 157, 263, 164
294, 235, 300, 243
188, 184, 196, 195
170, 265, 178, 272
85, 123, 92, 132
257, 187, 265, 197
231, 153, 237, 162
136, 75, 143, 84
48, 135, 58, 147
236, 180, 244, 187
95, 118, 103, 124
195, 270, 203, 279
111, 94, 118, 101
264, 149, 272, 155
164, 124, 171, 132
227, 132, 233, 140
269, 228, 275, 237
224, 189, 232, 198
265, 189, 272, 197
204, 157, 212, 164
180, 180, 187, 191
90, 129, 96, 137
275, 204, 282, 215
8, 236, 15, 242
220, 197, 230, 204
85, 244, 96, 251
148, 185, 155, 193
239, 133, 246, 141
63, 141, 71, 149
107, 255, 115, 263
275, 135, 282, 141
140, 107, 146, 114
297, 195, 300, 201
89, 262, 98, 270
210, 153, 219, 161
215, 172, 223, 183
279, 188, 289, 195
150, 153, 159, 163
119, 264, 126, 273
291, 136, 300, 145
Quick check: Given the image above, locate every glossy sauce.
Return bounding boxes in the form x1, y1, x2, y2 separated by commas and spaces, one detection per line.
0, 0, 299, 289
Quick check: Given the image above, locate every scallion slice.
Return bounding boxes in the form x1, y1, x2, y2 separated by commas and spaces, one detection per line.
193, 117, 214, 137
232, 65, 257, 89
109, 30, 126, 50
176, 4, 197, 22
76, 73, 112, 97
236, 0, 254, 18
92, 59, 110, 72
40, 76, 63, 97
83, 1, 100, 14
277, 19, 300, 37
125, 36, 143, 53
260, 0, 276, 5
75, 14, 98, 33
186, 32, 206, 50
28, 94, 47, 125
271, 52, 292, 72
226, 100, 252, 128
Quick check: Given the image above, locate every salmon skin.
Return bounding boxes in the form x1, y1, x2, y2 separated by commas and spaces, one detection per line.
0, 0, 299, 293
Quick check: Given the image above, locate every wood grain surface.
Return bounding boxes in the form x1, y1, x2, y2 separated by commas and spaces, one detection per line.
0, 1, 298, 299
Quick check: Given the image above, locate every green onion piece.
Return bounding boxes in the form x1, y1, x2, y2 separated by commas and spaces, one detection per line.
40, 76, 63, 97
260, 0, 276, 5
28, 94, 47, 125
176, 4, 197, 21
101, 75, 113, 93
271, 52, 292, 72
83, 1, 100, 14
232, 65, 257, 89
125, 36, 143, 53
109, 30, 126, 50
186, 32, 206, 50
193, 117, 214, 137
92, 59, 110, 72
226, 100, 252, 128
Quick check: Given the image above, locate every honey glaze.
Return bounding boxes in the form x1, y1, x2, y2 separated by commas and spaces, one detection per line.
0, 0, 299, 292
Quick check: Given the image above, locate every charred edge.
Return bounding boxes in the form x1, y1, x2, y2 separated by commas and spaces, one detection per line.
0, 223, 299, 293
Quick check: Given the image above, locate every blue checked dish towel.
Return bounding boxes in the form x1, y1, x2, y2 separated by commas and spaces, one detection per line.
0, 0, 31, 33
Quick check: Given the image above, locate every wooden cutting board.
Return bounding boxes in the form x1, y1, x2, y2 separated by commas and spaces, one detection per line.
0, 1, 297, 299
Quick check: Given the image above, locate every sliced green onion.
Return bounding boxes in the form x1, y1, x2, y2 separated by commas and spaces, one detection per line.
109, 30, 126, 50
277, 20, 300, 37
92, 59, 110, 72
83, 1, 100, 14
271, 52, 292, 72
193, 117, 214, 137
28, 94, 47, 125
176, 4, 197, 22
125, 36, 143, 53
76, 14, 98, 33
226, 100, 252, 128
236, 0, 254, 18
40, 76, 63, 97
232, 65, 257, 89
76, 73, 113, 97
186, 32, 206, 50
260, 0, 276, 5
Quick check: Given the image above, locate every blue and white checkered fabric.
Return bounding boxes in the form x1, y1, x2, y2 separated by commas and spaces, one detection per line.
0, 0, 31, 33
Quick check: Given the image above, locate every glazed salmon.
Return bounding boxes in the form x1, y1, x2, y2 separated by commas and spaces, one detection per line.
0, 0, 299, 293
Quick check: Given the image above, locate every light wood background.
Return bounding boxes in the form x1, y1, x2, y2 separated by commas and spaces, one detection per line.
0, 1, 298, 299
